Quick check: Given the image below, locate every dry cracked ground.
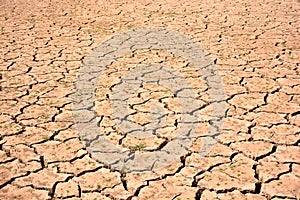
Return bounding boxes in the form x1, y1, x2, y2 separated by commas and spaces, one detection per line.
0, 0, 300, 199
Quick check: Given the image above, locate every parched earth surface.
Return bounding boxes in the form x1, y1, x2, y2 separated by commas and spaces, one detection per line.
0, 0, 300, 199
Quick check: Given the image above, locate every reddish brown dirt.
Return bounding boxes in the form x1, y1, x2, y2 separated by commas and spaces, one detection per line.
0, 0, 299, 199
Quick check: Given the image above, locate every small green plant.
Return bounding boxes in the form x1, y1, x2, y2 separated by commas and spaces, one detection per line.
165, 11, 177, 15
129, 144, 146, 151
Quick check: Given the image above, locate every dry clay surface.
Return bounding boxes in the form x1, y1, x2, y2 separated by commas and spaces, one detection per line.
0, 0, 300, 199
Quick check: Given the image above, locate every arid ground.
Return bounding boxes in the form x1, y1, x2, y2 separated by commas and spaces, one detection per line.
0, 0, 299, 199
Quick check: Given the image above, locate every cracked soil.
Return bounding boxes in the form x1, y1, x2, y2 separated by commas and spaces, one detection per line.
0, 0, 299, 199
